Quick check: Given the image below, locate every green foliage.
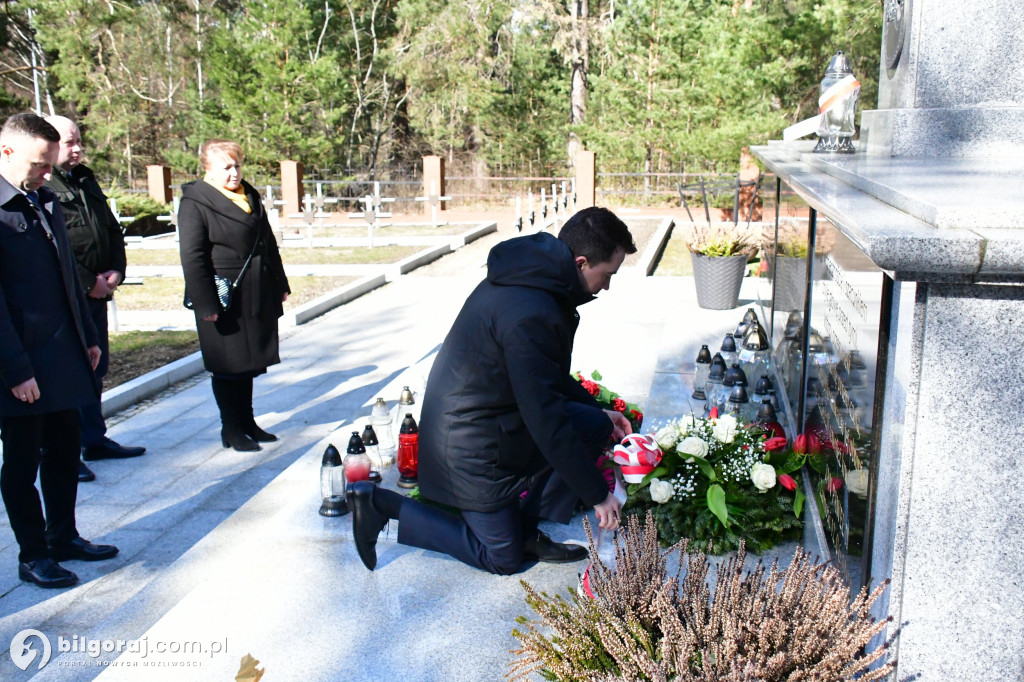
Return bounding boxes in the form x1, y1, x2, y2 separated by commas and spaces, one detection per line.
107, 192, 169, 220
1, 0, 882, 182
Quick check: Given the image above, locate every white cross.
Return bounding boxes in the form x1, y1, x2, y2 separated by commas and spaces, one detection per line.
288, 194, 331, 247
348, 191, 393, 248
413, 180, 452, 228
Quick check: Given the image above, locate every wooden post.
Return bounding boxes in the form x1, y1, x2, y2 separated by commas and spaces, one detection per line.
574, 150, 596, 209
146, 165, 172, 204
422, 155, 446, 214
280, 160, 304, 220
738, 147, 762, 222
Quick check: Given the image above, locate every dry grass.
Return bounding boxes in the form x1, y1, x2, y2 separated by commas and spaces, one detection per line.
126, 245, 423, 267
114, 276, 358, 311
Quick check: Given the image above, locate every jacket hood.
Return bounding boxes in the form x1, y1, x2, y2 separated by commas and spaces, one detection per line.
486, 232, 592, 306
181, 178, 260, 219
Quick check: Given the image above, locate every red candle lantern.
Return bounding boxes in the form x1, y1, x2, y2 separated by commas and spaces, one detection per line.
397, 413, 419, 489
344, 432, 372, 483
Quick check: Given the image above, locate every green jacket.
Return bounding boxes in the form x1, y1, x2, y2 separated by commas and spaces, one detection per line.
44, 164, 127, 297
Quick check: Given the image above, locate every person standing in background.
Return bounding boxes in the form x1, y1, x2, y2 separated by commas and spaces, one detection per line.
0, 113, 119, 589
44, 116, 146, 483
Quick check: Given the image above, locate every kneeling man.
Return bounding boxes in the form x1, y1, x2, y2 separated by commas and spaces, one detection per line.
348, 207, 635, 574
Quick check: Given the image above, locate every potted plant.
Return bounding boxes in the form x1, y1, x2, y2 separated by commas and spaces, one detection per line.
762, 221, 833, 312
686, 223, 757, 310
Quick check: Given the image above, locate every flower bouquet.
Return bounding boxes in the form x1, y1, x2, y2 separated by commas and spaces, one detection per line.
622, 411, 806, 554
574, 370, 643, 432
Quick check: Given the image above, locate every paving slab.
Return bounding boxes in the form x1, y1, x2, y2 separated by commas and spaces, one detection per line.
0, 217, 783, 681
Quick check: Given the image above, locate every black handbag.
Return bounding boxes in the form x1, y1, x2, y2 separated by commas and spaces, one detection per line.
183, 233, 260, 312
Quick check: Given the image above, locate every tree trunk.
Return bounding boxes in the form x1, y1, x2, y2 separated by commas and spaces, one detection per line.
567, 0, 588, 162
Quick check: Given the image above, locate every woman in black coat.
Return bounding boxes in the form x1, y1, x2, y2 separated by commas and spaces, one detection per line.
179, 140, 290, 451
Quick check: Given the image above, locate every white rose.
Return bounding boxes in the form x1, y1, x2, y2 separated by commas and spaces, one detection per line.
846, 469, 869, 498
676, 436, 709, 461
654, 424, 680, 450
750, 462, 777, 491
677, 415, 695, 437
649, 478, 674, 504
712, 414, 739, 443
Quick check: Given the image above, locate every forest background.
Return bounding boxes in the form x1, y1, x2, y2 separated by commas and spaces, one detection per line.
0, 0, 880, 190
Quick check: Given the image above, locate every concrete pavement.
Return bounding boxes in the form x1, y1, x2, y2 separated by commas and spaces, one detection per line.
0, 216, 783, 681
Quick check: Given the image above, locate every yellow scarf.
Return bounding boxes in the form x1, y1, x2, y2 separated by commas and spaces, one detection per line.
203, 175, 252, 214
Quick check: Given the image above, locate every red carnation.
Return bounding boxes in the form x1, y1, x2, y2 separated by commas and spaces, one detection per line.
581, 380, 600, 396
827, 477, 843, 493
778, 474, 797, 491
613, 397, 627, 412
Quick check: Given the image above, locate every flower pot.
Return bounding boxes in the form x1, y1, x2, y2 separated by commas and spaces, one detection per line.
773, 255, 807, 312
689, 252, 748, 310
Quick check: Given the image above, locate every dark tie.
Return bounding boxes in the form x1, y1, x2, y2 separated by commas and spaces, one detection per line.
25, 190, 40, 207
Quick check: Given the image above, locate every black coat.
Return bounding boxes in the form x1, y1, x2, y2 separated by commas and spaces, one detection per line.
418, 232, 609, 513
44, 164, 127, 297
178, 179, 290, 375
0, 177, 99, 416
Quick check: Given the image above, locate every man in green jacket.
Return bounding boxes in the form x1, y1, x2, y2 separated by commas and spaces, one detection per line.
44, 116, 145, 481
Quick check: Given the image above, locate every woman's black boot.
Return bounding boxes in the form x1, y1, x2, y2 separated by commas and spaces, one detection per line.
239, 378, 277, 442
211, 378, 261, 452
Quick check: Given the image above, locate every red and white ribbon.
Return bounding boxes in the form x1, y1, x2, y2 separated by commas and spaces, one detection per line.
612, 433, 662, 483
783, 74, 861, 142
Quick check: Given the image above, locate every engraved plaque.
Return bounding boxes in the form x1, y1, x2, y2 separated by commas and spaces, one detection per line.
762, 195, 887, 590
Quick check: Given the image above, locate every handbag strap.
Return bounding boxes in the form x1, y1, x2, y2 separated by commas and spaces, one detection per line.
230, 222, 263, 291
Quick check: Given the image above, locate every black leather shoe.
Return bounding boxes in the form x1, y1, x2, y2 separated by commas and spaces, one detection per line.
82, 437, 146, 461
244, 422, 277, 443
523, 531, 588, 564
78, 460, 96, 483
347, 482, 389, 571
50, 537, 119, 562
19, 558, 79, 588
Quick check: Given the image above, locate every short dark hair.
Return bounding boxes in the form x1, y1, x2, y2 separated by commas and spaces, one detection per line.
1, 112, 60, 143
557, 206, 637, 264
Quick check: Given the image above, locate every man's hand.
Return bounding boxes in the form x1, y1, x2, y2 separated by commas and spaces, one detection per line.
604, 409, 633, 442
102, 269, 123, 288
594, 492, 622, 531
202, 313, 219, 322
282, 293, 288, 302
88, 345, 101, 370
10, 377, 40, 404
89, 273, 116, 299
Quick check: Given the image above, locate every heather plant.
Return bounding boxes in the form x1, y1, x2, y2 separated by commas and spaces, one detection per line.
510, 513, 895, 681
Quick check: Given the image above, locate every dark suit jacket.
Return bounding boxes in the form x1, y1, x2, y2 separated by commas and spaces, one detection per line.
0, 176, 99, 416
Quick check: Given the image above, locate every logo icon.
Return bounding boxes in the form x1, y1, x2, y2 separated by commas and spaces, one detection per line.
10, 629, 51, 671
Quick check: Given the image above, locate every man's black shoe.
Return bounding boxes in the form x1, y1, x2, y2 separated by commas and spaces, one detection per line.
523, 531, 588, 564
82, 437, 146, 461
347, 482, 389, 571
19, 558, 79, 588
49, 537, 119, 562
78, 460, 96, 482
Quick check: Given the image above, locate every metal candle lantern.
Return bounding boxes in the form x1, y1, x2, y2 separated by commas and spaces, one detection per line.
692, 345, 713, 400
393, 386, 416, 443
319, 444, 347, 517
740, 321, 772, 389
397, 413, 419, 489
814, 51, 860, 154
727, 383, 751, 421
704, 360, 726, 418
344, 431, 372, 483
755, 400, 786, 439
370, 397, 395, 453
360, 424, 384, 483
719, 334, 738, 367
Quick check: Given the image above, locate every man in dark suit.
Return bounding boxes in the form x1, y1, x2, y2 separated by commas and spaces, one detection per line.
0, 113, 119, 588
45, 116, 145, 482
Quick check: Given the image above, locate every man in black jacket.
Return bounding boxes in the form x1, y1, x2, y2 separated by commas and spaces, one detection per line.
44, 116, 145, 482
0, 113, 119, 588
348, 207, 636, 574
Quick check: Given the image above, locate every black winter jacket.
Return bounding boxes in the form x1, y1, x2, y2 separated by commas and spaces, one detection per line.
178, 179, 290, 375
417, 232, 609, 513
0, 178, 100, 416
44, 164, 127, 297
